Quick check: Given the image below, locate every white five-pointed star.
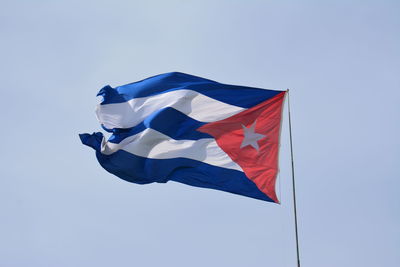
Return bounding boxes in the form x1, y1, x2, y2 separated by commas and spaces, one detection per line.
240, 120, 266, 151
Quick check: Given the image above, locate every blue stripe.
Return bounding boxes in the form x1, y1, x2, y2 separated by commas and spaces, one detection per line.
107, 107, 212, 144
98, 72, 282, 108
79, 132, 274, 202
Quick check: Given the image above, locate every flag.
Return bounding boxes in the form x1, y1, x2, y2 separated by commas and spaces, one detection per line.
80, 72, 286, 203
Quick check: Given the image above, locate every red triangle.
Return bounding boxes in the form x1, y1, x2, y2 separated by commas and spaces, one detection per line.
198, 92, 286, 203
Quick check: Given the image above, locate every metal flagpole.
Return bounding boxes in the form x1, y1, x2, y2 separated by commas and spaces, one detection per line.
286, 89, 301, 267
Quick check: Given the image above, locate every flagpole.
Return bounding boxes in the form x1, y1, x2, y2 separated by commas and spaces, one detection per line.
287, 89, 301, 267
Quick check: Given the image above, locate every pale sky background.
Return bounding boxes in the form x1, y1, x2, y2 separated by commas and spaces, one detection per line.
1, 1, 399, 267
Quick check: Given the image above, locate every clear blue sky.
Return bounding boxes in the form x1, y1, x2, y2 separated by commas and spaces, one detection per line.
1, 1, 399, 266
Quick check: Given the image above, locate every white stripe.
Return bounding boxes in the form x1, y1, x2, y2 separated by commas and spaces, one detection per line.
96, 89, 245, 129
101, 129, 243, 172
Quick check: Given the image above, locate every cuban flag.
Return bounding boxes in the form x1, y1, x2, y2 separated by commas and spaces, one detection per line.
80, 72, 286, 203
